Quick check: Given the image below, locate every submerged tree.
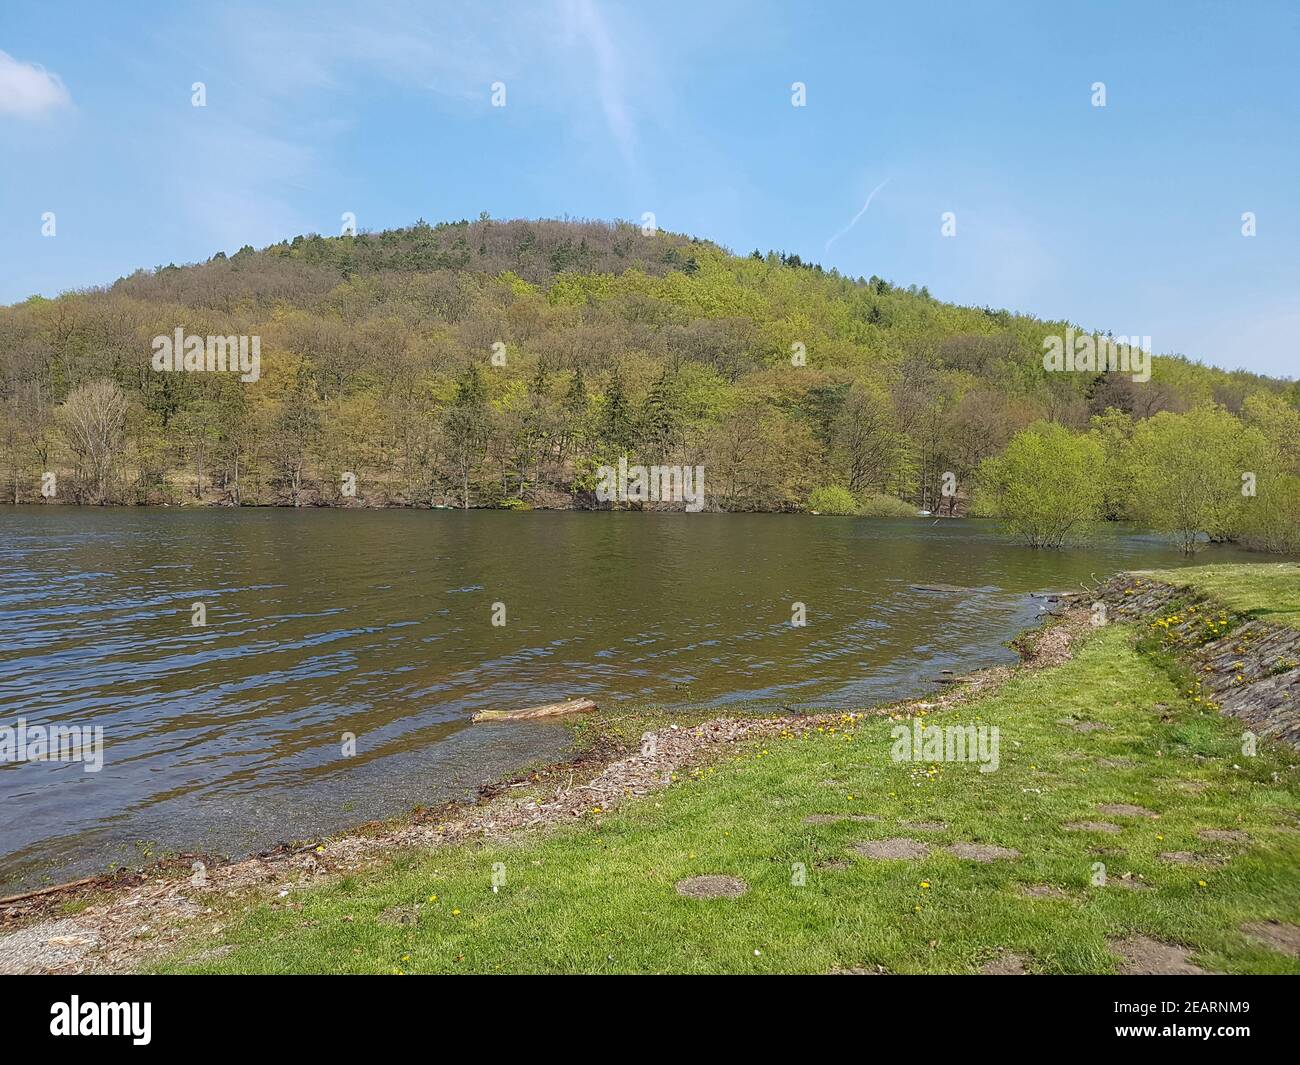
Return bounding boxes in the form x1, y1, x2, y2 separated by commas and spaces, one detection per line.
976, 421, 1104, 548
1130, 406, 1268, 553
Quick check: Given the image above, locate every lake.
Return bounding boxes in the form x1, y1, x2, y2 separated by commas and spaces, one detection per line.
0, 509, 1266, 889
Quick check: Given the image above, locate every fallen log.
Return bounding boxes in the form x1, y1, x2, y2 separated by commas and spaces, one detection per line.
0, 874, 102, 908
473, 698, 597, 723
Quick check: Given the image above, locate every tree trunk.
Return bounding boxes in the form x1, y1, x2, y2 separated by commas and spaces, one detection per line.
473, 698, 597, 722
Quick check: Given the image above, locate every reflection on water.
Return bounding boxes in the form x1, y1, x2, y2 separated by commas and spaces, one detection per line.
0, 509, 1263, 888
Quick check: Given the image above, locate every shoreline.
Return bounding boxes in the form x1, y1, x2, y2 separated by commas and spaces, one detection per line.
0, 596, 1087, 974
3, 568, 1297, 973
0, 499, 931, 514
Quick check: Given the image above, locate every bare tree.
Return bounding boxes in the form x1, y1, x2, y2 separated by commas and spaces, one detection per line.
57, 379, 128, 503
270, 387, 320, 506
833, 383, 897, 495
2, 379, 55, 503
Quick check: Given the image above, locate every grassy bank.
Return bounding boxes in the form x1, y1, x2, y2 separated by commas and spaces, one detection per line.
1137, 562, 1300, 629
156, 614, 1300, 975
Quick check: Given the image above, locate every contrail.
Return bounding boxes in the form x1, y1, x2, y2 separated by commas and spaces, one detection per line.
824, 178, 891, 253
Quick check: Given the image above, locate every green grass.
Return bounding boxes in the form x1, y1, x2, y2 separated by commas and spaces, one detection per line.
1138, 562, 1300, 629
156, 624, 1300, 974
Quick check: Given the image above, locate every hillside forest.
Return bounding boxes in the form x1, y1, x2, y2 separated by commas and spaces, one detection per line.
2, 218, 1297, 553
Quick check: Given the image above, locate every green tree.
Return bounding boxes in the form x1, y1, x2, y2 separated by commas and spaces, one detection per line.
831, 382, 898, 496
1242, 391, 1300, 473
976, 422, 1104, 547
640, 368, 682, 458
597, 365, 635, 457
172, 397, 222, 499
556, 367, 590, 475
1239, 473, 1300, 553
1088, 408, 1137, 521
1130, 406, 1265, 553
443, 364, 491, 508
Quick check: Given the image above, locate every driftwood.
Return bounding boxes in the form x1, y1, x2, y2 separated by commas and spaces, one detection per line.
473, 698, 597, 723
0, 874, 102, 908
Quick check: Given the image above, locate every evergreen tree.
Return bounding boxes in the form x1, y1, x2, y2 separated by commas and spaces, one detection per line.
444, 364, 490, 508
598, 366, 635, 456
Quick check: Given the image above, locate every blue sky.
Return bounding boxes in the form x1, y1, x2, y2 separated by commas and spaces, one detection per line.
1, 0, 1296, 378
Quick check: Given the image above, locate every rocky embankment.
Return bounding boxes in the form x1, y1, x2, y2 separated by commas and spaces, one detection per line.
1089, 573, 1300, 747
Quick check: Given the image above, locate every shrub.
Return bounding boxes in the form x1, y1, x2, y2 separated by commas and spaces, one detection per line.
858, 493, 917, 518
807, 485, 860, 515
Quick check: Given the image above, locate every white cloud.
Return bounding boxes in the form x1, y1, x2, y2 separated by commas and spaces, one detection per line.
825, 179, 890, 253
203, 3, 535, 105
0, 50, 71, 119
562, 0, 637, 170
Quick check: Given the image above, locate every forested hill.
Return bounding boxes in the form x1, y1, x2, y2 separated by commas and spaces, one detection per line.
1, 217, 1297, 522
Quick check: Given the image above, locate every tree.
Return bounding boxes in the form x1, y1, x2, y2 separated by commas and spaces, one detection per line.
705, 402, 816, 511
0, 403, 23, 504
269, 384, 321, 507
443, 364, 491, 508
556, 367, 590, 475
945, 387, 1034, 464
640, 368, 683, 459
596, 365, 635, 457
519, 359, 559, 495
56, 379, 128, 503
831, 382, 898, 497
172, 398, 221, 499
1239, 473, 1300, 554
0, 218, 1296, 516
1088, 408, 1137, 521
1130, 406, 1265, 553
1242, 391, 1300, 474
976, 422, 1104, 547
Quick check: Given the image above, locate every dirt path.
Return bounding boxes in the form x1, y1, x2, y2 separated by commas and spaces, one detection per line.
1, 607, 1096, 975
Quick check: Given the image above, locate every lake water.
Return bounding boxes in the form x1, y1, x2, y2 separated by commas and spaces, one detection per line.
0, 509, 1265, 889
